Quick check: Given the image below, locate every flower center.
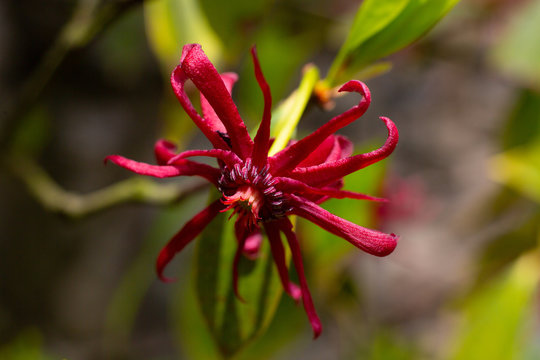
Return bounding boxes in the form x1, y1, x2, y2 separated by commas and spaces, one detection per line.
217, 159, 288, 226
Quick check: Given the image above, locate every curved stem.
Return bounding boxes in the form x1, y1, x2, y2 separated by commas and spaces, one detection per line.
6, 155, 208, 218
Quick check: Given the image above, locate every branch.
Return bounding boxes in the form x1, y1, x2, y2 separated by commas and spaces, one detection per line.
0, 0, 145, 149
6, 155, 209, 218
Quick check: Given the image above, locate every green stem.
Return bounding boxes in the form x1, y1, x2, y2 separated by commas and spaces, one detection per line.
6, 155, 208, 218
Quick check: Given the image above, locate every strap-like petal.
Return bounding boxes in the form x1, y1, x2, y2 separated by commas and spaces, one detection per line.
289, 117, 398, 186
154, 139, 177, 165
278, 218, 322, 339
171, 65, 229, 150
250, 46, 273, 168
156, 199, 225, 282
270, 80, 371, 174
200, 72, 238, 137
167, 149, 242, 169
181, 44, 254, 159
264, 222, 301, 301
276, 177, 387, 202
105, 155, 220, 185
297, 135, 352, 168
289, 195, 398, 257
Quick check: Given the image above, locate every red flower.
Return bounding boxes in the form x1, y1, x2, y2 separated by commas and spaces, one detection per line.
106, 44, 399, 338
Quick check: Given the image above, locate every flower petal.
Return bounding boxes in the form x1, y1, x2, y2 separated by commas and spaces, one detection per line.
200, 72, 238, 138
270, 80, 371, 174
276, 177, 387, 202
250, 46, 273, 168
156, 199, 225, 282
264, 222, 301, 301
105, 155, 220, 184
297, 135, 352, 167
171, 64, 229, 150
243, 230, 263, 260
167, 149, 242, 169
181, 44, 254, 159
278, 218, 322, 339
154, 139, 178, 165
289, 117, 398, 186
289, 195, 398, 257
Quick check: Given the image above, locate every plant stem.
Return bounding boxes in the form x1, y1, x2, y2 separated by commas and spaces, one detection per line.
6, 155, 208, 218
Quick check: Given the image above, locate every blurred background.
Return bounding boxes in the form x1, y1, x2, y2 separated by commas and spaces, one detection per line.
1, 0, 540, 359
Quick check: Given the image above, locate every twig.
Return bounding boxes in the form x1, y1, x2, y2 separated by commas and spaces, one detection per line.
6, 155, 209, 218
0, 0, 144, 149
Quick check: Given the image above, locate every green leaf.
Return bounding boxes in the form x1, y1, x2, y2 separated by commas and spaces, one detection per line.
144, 0, 223, 73
326, 0, 461, 86
0, 329, 56, 360
490, 138, 540, 204
190, 193, 284, 358
490, 0, 540, 90
449, 252, 540, 360
501, 89, 540, 150
198, 0, 273, 54
103, 191, 209, 357
269, 65, 320, 155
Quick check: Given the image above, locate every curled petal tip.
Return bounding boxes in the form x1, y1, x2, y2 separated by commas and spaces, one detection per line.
338, 80, 370, 99
373, 233, 399, 257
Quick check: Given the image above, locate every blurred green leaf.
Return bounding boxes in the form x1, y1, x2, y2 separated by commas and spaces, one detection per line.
490, 138, 540, 204
236, 25, 316, 129
0, 328, 56, 360
144, 0, 223, 72
188, 193, 284, 358
103, 190, 208, 357
449, 252, 540, 360
477, 213, 540, 286
199, 0, 273, 55
367, 330, 419, 360
175, 263, 304, 360
491, 0, 540, 90
502, 89, 540, 150
326, 0, 460, 86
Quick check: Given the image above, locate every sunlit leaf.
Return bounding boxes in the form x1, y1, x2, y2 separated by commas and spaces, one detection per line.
269, 65, 320, 155
490, 139, 540, 204
326, 0, 460, 86
144, 0, 222, 72
491, 0, 540, 90
449, 252, 540, 360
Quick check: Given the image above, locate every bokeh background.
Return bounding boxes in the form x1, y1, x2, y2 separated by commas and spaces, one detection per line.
1, 0, 540, 359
